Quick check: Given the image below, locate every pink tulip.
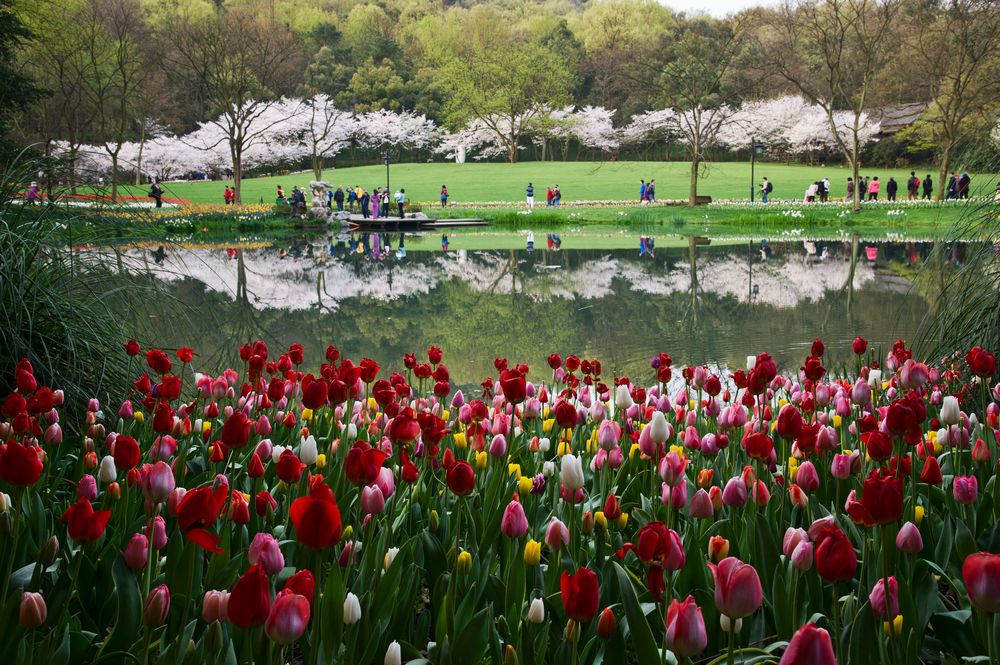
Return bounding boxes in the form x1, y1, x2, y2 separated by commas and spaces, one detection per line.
19, 592, 47, 629
375, 466, 395, 499
489, 434, 507, 457
598, 420, 621, 451
783, 528, 808, 557
143, 585, 170, 627
255, 415, 272, 436
665, 595, 707, 657
248, 533, 285, 575
76, 475, 97, 501
142, 460, 175, 504
714, 557, 763, 619
895, 522, 923, 553
659, 451, 687, 487
963, 552, 1000, 613
671, 481, 689, 509
361, 485, 386, 515
780, 623, 836, 665
44, 423, 62, 445
608, 445, 624, 468
265, 589, 311, 645
722, 477, 748, 507
146, 515, 167, 549
869, 576, 898, 619
501, 500, 528, 538
689, 489, 714, 519
752, 480, 771, 506
830, 453, 855, 480
953, 475, 978, 504
118, 401, 134, 420
796, 461, 819, 492
124, 533, 149, 570
791, 541, 813, 571
545, 517, 570, 549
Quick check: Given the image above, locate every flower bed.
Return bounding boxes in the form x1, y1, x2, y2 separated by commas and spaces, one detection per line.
1, 339, 998, 664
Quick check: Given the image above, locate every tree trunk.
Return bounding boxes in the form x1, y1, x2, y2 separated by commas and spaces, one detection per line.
134, 122, 145, 186
111, 153, 119, 202
688, 156, 699, 206
937, 142, 951, 201
313, 146, 323, 181
508, 132, 517, 164
232, 147, 243, 205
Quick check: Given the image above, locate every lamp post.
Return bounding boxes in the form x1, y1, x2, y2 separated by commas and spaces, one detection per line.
382, 151, 390, 199
749, 138, 764, 202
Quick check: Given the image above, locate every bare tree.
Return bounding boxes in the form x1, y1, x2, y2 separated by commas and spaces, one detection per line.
166, 7, 302, 203
905, 0, 1000, 199
754, 0, 902, 210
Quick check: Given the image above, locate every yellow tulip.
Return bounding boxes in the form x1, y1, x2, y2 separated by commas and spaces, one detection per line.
508, 463, 522, 478
832, 414, 842, 429
669, 445, 685, 457
915, 505, 925, 525
202, 421, 211, 434
689, 399, 696, 410
557, 441, 572, 457
518, 476, 533, 494
523, 539, 541, 566
475, 451, 488, 470
542, 419, 555, 433
543, 406, 551, 419
593, 511, 608, 530
315, 454, 327, 469
456, 550, 472, 575
778, 398, 789, 408
629, 443, 641, 460
301, 408, 313, 422
442, 409, 450, 420
883, 615, 903, 637
133, 411, 145, 424
617, 512, 629, 530
367, 397, 377, 411
453, 432, 467, 449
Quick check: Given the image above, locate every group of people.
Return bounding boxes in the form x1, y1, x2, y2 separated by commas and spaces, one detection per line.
881, 172, 935, 201
638, 179, 658, 203
274, 184, 407, 219
524, 182, 563, 208
751, 171, 979, 204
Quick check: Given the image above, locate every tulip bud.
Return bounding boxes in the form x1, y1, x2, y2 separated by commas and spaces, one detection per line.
895, 521, 923, 553
791, 541, 813, 571
385, 641, 401, 665
248, 533, 285, 575
143, 585, 170, 627
344, 592, 361, 625
202, 590, 230, 623
456, 550, 471, 575
429, 509, 440, 531
527, 598, 545, 624
19, 592, 47, 628
581, 511, 594, 535
719, 615, 742, 633
524, 539, 541, 565
597, 608, 617, 639
708, 535, 729, 562
98, 455, 117, 483
384, 546, 399, 570
107, 482, 121, 500
940, 396, 961, 426
124, 533, 149, 570
504, 644, 518, 665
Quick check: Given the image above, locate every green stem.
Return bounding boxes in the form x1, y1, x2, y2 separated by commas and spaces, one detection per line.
727, 620, 736, 665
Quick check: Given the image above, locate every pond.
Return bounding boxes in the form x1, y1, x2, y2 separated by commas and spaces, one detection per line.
104, 226, 942, 384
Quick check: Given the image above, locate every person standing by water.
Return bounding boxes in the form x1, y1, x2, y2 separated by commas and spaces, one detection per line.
946, 173, 958, 199
886, 177, 898, 201
922, 175, 933, 200
224, 186, 234, 205
440, 185, 448, 207
395, 188, 406, 217
441, 234, 449, 251
546, 186, 554, 207
525, 182, 534, 209
334, 186, 345, 211
553, 185, 562, 206
372, 188, 380, 220
760, 177, 772, 203
958, 172, 971, 199
360, 189, 370, 219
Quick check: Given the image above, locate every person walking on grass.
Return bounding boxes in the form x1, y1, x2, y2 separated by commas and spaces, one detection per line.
647, 180, 656, 203
886, 177, 898, 201
760, 177, 772, 203
440, 185, 448, 208
546, 186, 554, 207
922, 175, 933, 200
395, 188, 406, 217
639, 179, 647, 203
868, 176, 880, 201
846, 177, 854, 202
525, 182, 534, 209
906, 171, 918, 200
553, 185, 561, 206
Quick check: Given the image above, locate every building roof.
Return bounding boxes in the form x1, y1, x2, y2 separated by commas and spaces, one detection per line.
867, 102, 930, 136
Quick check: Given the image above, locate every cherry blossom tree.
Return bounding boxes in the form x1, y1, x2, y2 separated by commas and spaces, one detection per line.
276, 95, 356, 180
353, 109, 438, 152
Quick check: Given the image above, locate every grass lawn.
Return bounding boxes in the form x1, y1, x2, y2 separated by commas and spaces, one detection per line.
116, 161, 1000, 206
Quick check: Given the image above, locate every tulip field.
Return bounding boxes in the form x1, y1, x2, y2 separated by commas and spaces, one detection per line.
2, 338, 1000, 665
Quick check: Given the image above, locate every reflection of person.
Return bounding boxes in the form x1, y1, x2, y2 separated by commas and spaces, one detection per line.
152, 246, 167, 265
526, 230, 534, 252
441, 234, 449, 251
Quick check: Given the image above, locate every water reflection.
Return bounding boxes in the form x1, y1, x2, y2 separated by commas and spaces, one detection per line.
108, 231, 936, 385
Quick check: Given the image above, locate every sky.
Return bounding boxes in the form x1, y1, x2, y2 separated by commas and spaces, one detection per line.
659, 0, 779, 17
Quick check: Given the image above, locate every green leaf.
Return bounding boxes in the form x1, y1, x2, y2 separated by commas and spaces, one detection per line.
100, 557, 142, 655
612, 562, 661, 665
453, 606, 493, 665
318, 563, 345, 663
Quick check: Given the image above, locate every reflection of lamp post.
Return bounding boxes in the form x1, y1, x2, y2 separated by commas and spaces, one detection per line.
382, 151, 390, 197
749, 138, 765, 202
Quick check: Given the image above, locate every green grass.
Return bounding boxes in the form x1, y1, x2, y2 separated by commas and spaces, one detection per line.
115, 160, 1000, 206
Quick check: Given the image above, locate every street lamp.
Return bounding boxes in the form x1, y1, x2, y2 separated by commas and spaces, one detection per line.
749, 138, 765, 202
382, 151, 390, 199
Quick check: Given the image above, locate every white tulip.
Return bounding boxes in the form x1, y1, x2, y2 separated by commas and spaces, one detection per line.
614, 384, 633, 410
384, 546, 399, 570
346, 423, 358, 441
384, 641, 401, 665
98, 455, 117, 483
867, 370, 882, 388
720, 615, 743, 633
343, 592, 361, 625
527, 598, 545, 624
299, 435, 318, 465
271, 445, 287, 464
542, 461, 556, 477
746, 355, 757, 370
648, 411, 669, 444
0, 492, 10, 513
560, 454, 585, 491
940, 395, 961, 426
538, 437, 550, 452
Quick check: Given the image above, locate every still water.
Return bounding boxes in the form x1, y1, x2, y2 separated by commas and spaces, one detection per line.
114, 228, 934, 384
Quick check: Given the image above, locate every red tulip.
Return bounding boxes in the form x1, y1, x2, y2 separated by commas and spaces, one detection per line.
176, 482, 228, 553
965, 347, 996, 378
560, 568, 599, 622
113, 435, 141, 470
813, 525, 857, 582
862, 431, 892, 461
547, 354, 562, 370
665, 595, 707, 657
962, 552, 1000, 613
124, 339, 141, 356
713, 557, 763, 619
616, 521, 685, 601
358, 358, 380, 383
221, 411, 251, 449
0, 441, 44, 486
596, 607, 617, 638
852, 337, 868, 355
229, 564, 271, 628
283, 569, 315, 605
275, 449, 305, 484
811, 339, 825, 357
19, 592, 47, 628
920, 456, 943, 485
266, 589, 311, 645
290, 479, 342, 549
61, 497, 112, 543
499, 368, 527, 405
744, 432, 774, 461
345, 442, 388, 484
553, 399, 578, 429
301, 376, 328, 410
446, 460, 475, 496
385, 408, 421, 444
776, 405, 803, 440
779, 623, 836, 665
847, 470, 903, 526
